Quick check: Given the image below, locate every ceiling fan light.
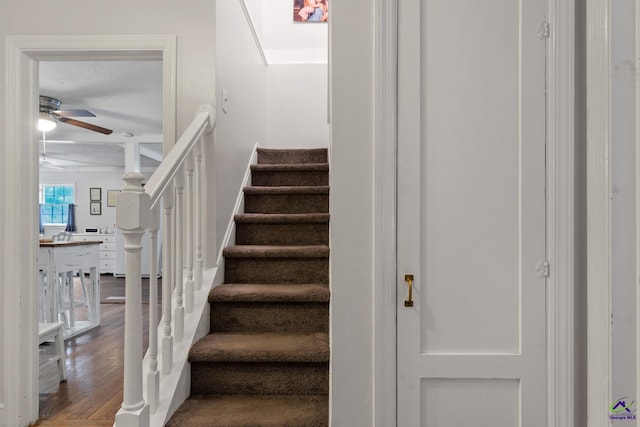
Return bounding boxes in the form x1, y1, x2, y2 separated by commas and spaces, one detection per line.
38, 113, 56, 132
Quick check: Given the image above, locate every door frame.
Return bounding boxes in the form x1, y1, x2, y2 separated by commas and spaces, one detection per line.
372, 1, 576, 426
2, 35, 176, 425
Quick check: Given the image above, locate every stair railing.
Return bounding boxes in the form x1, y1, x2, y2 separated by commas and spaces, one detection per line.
114, 105, 215, 427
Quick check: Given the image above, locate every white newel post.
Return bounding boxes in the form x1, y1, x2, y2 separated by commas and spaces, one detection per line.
174, 168, 185, 342
161, 188, 174, 374
184, 153, 195, 313
147, 208, 160, 412
194, 141, 203, 290
115, 172, 150, 427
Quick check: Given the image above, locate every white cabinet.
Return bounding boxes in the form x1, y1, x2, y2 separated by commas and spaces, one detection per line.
72, 233, 116, 274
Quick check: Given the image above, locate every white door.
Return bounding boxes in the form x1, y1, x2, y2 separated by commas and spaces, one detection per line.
396, 0, 548, 426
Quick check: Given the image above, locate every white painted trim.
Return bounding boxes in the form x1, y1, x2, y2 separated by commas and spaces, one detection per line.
239, 0, 268, 67
215, 143, 260, 270
585, 0, 612, 425
546, 1, 576, 426
3, 37, 39, 427
3, 34, 177, 426
373, 0, 397, 425
637, 1, 640, 423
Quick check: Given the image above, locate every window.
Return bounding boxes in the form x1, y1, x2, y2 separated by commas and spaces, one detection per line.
40, 184, 75, 225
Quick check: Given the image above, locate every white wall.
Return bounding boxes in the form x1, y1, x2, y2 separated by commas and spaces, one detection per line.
214, 0, 268, 252
330, 1, 375, 425
0, 1, 216, 424
266, 64, 329, 148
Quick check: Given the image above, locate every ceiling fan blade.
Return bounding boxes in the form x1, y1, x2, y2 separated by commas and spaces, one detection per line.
52, 109, 96, 118
40, 163, 65, 171
57, 117, 113, 135
39, 156, 65, 170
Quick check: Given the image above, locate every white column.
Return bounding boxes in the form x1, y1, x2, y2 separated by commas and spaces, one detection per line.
161, 187, 174, 374
115, 172, 150, 427
184, 154, 195, 313
174, 168, 185, 342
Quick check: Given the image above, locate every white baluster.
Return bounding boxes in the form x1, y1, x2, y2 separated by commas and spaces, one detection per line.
147, 208, 159, 413
115, 172, 150, 427
184, 154, 195, 313
174, 168, 185, 342
194, 140, 203, 291
161, 188, 174, 374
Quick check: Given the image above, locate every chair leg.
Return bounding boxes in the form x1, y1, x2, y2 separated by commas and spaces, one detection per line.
56, 275, 69, 329
38, 322, 67, 383
78, 270, 90, 313
66, 272, 76, 327
55, 325, 67, 381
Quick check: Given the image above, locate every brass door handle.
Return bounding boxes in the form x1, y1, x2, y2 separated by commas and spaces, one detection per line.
404, 274, 414, 307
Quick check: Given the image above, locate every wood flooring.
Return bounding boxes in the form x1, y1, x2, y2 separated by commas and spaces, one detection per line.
33, 275, 161, 427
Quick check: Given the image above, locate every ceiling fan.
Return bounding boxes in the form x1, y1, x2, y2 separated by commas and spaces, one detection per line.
39, 137, 65, 170
39, 95, 113, 135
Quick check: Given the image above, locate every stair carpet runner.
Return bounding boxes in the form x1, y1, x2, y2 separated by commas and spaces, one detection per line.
167, 148, 330, 426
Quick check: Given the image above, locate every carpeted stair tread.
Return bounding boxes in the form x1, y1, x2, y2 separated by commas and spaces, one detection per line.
243, 185, 329, 195
234, 213, 330, 223
257, 148, 328, 164
166, 394, 328, 427
210, 283, 330, 303
251, 163, 329, 172
189, 332, 329, 363
223, 245, 329, 258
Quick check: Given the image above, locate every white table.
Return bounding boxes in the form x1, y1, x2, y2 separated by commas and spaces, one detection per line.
39, 240, 101, 339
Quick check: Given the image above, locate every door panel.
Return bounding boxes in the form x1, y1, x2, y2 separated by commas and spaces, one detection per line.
421, 379, 520, 425
421, 0, 520, 356
397, 0, 547, 425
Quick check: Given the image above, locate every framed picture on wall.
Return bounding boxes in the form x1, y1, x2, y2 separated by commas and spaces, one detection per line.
294, 0, 328, 22
90, 187, 102, 201
107, 190, 119, 207
90, 201, 101, 215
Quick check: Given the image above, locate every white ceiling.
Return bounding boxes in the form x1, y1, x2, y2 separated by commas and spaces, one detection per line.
38, 60, 164, 172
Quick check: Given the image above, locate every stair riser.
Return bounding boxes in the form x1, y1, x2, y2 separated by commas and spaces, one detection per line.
210, 302, 329, 333
190, 362, 329, 395
258, 149, 328, 165
165, 395, 329, 427
236, 223, 329, 246
244, 194, 329, 214
224, 258, 329, 284
251, 170, 329, 187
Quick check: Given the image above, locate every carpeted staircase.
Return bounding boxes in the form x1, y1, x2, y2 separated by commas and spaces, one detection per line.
167, 148, 330, 427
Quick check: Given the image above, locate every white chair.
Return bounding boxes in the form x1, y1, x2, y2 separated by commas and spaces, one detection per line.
38, 322, 66, 382
52, 231, 72, 242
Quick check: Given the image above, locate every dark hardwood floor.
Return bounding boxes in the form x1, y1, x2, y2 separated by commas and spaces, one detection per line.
34, 275, 161, 427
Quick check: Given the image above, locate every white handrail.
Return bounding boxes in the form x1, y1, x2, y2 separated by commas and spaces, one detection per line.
114, 104, 215, 427
145, 105, 215, 209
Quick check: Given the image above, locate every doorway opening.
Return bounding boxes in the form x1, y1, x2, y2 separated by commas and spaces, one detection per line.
3, 35, 176, 425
